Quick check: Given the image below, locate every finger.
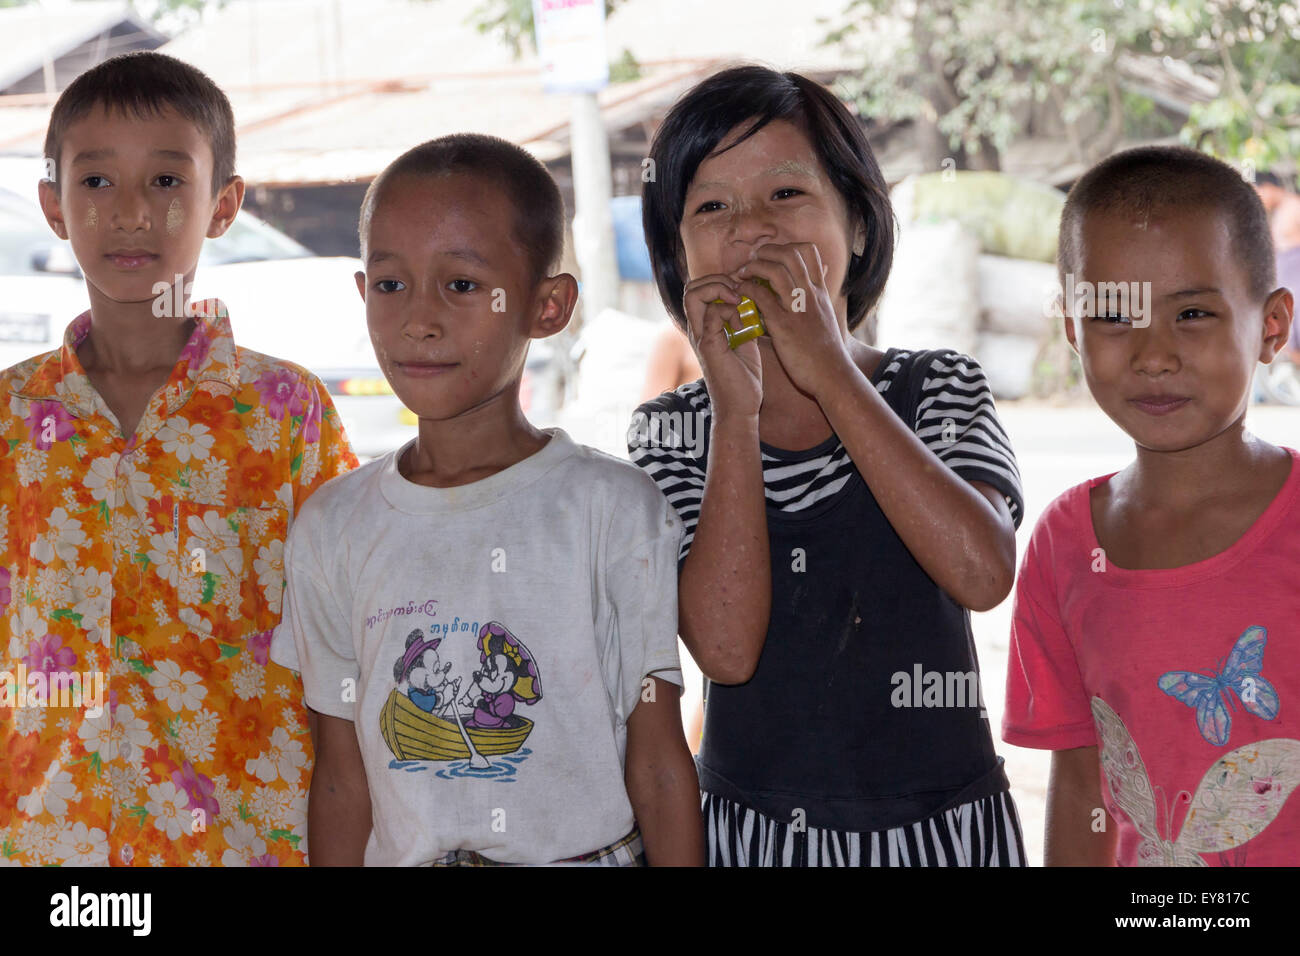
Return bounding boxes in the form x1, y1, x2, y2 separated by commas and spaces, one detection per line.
803, 242, 828, 288
785, 243, 821, 295
744, 268, 785, 320
699, 300, 736, 352
683, 274, 742, 306
735, 256, 793, 328
687, 298, 737, 351
752, 241, 826, 294
682, 276, 742, 342
776, 246, 817, 329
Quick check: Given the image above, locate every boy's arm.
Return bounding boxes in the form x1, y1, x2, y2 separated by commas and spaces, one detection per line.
624, 675, 705, 866
307, 710, 372, 866
1045, 745, 1117, 866
269, 496, 368, 865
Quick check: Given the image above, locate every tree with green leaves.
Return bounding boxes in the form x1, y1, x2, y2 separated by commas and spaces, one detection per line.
824, 0, 1300, 173
823, 0, 1157, 172
1146, 0, 1300, 170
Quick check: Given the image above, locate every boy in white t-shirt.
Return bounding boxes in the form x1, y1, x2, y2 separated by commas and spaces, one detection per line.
269, 134, 705, 866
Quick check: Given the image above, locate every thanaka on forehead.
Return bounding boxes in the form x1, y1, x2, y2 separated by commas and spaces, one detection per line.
687, 159, 821, 195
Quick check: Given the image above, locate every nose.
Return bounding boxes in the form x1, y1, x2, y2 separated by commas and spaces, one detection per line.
400, 283, 445, 340
1129, 320, 1181, 376
727, 195, 778, 251
110, 183, 151, 233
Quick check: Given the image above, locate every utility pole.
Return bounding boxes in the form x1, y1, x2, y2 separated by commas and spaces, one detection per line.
569, 92, 619, 320
532, 0, 618, 324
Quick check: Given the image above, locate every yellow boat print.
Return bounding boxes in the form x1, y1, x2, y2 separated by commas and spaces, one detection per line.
380, 687, 534, 761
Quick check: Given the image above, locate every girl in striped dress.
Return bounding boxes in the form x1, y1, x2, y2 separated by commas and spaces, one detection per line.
628, 65, 1027, 866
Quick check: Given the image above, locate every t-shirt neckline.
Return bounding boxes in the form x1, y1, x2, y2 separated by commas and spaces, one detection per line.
379, 427, 577, 514
1078, 445, 1298, 585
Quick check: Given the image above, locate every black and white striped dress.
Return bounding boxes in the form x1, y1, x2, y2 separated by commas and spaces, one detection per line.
629, 347, 1026, 867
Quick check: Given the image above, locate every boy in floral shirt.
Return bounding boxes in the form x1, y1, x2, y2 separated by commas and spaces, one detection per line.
0, 51, 357, 865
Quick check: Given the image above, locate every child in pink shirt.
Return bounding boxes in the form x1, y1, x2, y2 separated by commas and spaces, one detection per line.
1004, 146, 1300, 866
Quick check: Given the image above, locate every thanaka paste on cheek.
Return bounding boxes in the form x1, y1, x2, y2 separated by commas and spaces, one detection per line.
85, 202, 98, 230
166, 198, 183, 236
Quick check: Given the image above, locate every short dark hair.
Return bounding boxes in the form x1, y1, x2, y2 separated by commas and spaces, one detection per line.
642, 65, 894, 332
44, 51, 236, 197
1059, 145, 1275, 302
359, 134, 565, 287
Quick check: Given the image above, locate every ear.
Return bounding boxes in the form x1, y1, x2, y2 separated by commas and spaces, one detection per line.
529, 273, 579, 340
851, 218, 866, 258
37, 179, 69, 240
1259, 286, 1294, 362
354, 270, 367, 301
1062, 309, 1080, 354
205, 175, 245, 239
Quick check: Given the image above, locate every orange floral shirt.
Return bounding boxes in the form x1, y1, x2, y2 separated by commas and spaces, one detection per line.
0, 300, 357, 866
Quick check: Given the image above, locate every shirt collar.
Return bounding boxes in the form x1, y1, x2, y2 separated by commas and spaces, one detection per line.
11, 298, 243, 419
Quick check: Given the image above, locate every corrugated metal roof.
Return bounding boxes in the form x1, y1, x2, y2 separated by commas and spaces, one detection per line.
0, 0, 856, 183
0, 0, 164, 92
0, 0, 1214, 187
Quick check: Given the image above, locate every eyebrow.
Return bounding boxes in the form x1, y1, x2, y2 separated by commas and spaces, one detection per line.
1161, 287, 1223, 299
687, 160, 820, 195
367, 247, 491, 267
441, 247, 490, 267
70, 148, 196, 165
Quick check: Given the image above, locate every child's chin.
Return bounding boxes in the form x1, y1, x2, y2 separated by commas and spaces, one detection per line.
398, 402, 467, 424
91, 275, 177, 309
1119, 418, 1210, 453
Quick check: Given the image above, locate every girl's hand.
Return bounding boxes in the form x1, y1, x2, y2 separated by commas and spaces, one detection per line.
681, 274, 762, 418
738, 242, 852, 398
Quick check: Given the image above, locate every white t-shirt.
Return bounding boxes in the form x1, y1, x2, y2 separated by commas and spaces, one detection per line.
270, 428, 684, 865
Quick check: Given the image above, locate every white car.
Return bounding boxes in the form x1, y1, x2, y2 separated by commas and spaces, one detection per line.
0, 160, 560, 458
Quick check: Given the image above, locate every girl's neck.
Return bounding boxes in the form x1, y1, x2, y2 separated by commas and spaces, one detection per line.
1123, 420, 1288, 510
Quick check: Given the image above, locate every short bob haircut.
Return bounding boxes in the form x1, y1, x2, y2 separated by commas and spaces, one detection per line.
642, 64, 894, 333
44, 51, 236, 198
1059, 145, 1275, 303
358, 133, 565, 288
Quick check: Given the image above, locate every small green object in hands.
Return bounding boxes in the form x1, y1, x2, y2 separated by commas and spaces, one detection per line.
712, 278, 771, 349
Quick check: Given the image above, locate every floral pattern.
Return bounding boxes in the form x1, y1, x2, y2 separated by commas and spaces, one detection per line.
0, 300, 357, 865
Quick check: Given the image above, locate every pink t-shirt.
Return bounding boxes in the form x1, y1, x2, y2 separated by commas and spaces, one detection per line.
1004, 447, 1300, 866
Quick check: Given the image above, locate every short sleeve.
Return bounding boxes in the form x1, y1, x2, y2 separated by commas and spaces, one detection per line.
269, 503, 359, 720
600, 478, 686, 724
913, 351, 1025, 529
288, 373, 360, 517
1001, 514, 1096, 750
626, 383, 709, 565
